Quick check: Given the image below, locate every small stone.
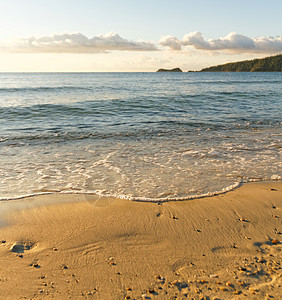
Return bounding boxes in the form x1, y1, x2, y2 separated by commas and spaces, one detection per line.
18, 254, 23, 258
226, 282, 232, 286
125, 296, 131, 300
126, 287, 132, 291
239, 218, 247, 222
233, 290, 241, 295
1, 240, 6, 243
62, 265, 68, 269
171, 279, 179, 286
33, 263, 40, 268
154, 274, 161, 280
272, 215, 279, 218
209, 274, 218, 278
271, 239, 279, 244
200, 279, 208, 283
220, 287, 227, 291
52, 247, 58, 251
148, 288, 155, 294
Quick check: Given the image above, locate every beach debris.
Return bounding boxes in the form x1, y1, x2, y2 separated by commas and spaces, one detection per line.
17, 254, 23, 258
271, 239, 279, 244
52, 247, 58, 251
209, 274, 218, 278
1, 240, 6, 243
270, 188, 277, 191
272, 215, 279, 218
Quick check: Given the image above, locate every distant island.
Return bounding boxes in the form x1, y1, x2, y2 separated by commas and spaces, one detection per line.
157, 67, 182, 72
200, 54, 282, 72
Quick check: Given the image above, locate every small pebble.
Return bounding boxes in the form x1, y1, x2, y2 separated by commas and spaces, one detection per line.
271, 239, 279, 244
148, 288, 155, 294
33, 263, 40, 268
1, 240, 6, 243
154, 274, 161, 280
171, 279, 179, 286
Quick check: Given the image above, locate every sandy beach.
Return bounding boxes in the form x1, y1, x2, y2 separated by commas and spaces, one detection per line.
0, 181, 281, 299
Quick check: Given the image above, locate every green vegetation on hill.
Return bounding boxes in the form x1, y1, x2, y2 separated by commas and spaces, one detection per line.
157, 68, 182, 72
200, 54, 282, 72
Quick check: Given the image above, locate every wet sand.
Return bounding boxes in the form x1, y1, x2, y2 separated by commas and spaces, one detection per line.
0, 181, 281, 299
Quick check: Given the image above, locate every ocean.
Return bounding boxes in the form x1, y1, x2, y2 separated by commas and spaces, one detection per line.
0, 72, 281, 202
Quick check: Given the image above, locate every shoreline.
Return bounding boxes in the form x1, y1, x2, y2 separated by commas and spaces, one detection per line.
0, 181, 281, 299
1, 179, 281, 204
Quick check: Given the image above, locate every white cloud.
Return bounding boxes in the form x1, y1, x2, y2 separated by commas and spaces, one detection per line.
159, 32, 282, 53
159, 35, 182, 50
3, 32, 158, 53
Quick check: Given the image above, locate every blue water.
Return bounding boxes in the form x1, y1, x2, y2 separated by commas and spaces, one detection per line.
0, 72, 281, 201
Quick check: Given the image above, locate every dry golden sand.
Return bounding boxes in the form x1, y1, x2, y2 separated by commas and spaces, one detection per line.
0, 181, 281, 299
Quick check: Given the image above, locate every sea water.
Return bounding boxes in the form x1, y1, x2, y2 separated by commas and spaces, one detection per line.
0, 72, 281, 201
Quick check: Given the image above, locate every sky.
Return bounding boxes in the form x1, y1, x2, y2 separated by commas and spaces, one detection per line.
0, 0, 281, 72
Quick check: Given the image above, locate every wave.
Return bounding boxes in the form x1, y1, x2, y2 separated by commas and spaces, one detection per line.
0, 86, 92, 93
0, 177, 281, 203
